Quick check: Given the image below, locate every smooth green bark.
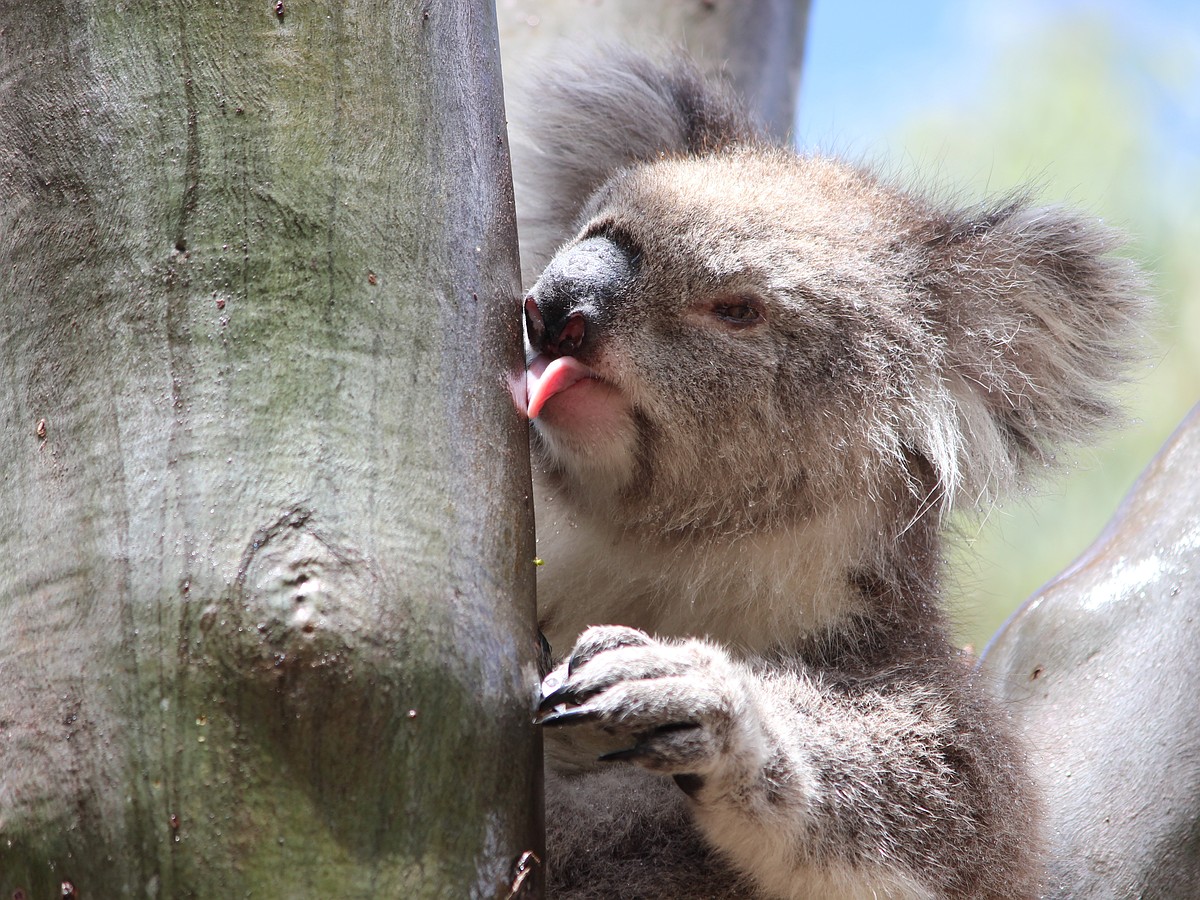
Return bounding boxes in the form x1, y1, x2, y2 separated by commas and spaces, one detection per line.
0, 2, 539, 897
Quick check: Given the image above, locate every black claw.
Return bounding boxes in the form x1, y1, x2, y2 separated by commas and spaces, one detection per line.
536, 706, 601, 727
566, 651, 591, 678
598, 746, 644, 763
566, 626, 654, 675
536, 686, 582, 715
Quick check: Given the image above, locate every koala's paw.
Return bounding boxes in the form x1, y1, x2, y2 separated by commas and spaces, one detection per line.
536, 625, 765, 779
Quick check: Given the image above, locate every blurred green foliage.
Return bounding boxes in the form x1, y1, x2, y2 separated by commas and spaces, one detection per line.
892, 13, 1200, 650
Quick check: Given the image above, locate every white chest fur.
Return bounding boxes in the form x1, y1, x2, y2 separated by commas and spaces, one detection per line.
533, 487, 872, 658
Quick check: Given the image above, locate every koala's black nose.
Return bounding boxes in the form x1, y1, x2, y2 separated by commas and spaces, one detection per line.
525, 296, 586, 357
524, 235, 637, 358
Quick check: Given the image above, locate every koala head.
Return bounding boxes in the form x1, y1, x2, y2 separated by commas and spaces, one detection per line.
516, 55, 1146, 544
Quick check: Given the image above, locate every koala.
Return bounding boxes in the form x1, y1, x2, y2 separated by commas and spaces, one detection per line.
511, 53, 1145, 899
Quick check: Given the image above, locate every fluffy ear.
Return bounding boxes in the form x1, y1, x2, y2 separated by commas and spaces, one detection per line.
507, 50, 755, 284
920, 200, 1149, 504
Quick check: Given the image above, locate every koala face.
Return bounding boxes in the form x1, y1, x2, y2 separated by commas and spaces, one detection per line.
514, 51, 1143, 552
525, 151, 944, 538
523, 134, 1145, 548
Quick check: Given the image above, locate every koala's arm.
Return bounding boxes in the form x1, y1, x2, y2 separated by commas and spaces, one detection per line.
540, 626, 1035, 900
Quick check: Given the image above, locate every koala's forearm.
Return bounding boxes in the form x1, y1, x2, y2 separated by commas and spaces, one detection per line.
540, 629, 1036, 899
687, 665, 1033, 900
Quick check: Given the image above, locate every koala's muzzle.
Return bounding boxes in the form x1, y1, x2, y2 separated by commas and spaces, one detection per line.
524, 235, 636, 359
524, 236, 637, 420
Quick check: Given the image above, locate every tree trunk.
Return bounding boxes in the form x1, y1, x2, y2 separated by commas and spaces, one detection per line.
0, 2, 539, 897
497, 0, 811, 143
981, 403, 1200, 897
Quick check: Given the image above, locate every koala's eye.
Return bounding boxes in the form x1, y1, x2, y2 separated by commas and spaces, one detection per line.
707, 296, 765, 328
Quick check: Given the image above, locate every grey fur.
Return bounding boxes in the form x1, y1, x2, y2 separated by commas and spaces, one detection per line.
513, 51, 1146, 899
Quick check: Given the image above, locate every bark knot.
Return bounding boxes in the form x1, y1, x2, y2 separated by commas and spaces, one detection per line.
218, 509, 377, 676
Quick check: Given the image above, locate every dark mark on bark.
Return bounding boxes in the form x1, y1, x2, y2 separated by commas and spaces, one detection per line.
175, 17, 200, 256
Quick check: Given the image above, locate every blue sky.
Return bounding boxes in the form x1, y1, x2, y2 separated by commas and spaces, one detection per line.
797, 0, 1200, 158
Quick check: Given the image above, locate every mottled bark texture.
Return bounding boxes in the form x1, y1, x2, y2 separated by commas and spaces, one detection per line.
0, 2, 539, 897
982, 403, 1200, 898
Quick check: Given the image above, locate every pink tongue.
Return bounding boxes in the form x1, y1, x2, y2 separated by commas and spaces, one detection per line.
526, 354, 599, 419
